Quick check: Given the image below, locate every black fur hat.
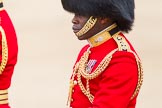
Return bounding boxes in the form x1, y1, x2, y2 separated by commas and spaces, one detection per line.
61, 0, 135, 32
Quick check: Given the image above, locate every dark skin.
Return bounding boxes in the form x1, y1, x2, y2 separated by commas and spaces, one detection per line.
72, 14, 113, 40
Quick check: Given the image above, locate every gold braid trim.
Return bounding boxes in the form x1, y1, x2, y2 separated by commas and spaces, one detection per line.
0, 89, 8, 104
130, 51, 143, 100
0, 26, 8, 75
0, 90, 7, 94
0, 100, 8, 104
77, 72, 94, 103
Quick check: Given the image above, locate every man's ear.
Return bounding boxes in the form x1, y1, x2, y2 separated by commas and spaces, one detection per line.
100, 17, 111, 24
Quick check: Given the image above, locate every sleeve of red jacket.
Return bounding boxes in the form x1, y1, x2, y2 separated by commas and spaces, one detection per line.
91, 51, 138, 108
0, 104, 10, 108
0, 10, 18, 108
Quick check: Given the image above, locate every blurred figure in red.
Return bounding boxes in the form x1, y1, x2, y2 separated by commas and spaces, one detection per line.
0, 0, 18, 108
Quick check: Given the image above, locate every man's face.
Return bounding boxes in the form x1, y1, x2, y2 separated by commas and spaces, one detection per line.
72, 14, 98, 40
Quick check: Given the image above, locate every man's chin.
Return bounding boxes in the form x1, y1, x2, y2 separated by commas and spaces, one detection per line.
76, 34, 85, 40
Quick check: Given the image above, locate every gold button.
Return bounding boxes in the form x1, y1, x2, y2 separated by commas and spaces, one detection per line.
71, 99, 73, 102
74, 80, 77, 85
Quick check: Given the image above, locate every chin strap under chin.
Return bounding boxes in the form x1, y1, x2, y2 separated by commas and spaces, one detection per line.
75, 16, 97, 37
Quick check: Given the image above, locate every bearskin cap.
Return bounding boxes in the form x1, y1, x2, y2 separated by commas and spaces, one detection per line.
61, 0, 135, 32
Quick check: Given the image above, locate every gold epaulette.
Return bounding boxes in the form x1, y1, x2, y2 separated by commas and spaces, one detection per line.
113, 35, 143, 100
0, 90, 8, 104
0, 26, 8, 75
113, 35, 130, 51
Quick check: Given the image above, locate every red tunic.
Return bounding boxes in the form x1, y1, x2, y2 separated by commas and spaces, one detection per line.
0, 7, 18, 108
70, 33, 141, 108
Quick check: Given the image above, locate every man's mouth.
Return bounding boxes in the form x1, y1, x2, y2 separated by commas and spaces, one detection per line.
72, 26, 80, 33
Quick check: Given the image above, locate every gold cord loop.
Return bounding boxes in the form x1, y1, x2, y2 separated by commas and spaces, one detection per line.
130, 51, 143, 100
0, 26, 8, 75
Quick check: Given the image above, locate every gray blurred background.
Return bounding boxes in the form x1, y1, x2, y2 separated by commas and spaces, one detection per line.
3, 0, 162, 108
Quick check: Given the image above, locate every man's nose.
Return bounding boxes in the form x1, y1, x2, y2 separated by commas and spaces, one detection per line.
72, 16, 78, 24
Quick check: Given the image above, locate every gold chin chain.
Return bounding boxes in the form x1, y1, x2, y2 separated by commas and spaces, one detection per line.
76, 16, 97, 37
0, 26, 8, 75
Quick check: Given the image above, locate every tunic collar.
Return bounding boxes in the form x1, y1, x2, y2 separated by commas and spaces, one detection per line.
87, 23, 120, 47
